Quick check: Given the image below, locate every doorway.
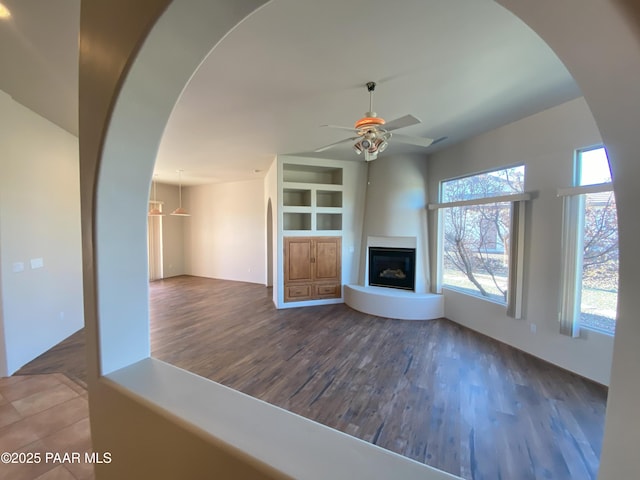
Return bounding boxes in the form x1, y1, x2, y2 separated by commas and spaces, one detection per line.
148, 201, 164, 281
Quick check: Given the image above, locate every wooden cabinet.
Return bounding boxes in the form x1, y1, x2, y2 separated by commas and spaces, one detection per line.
284, 236, 341, 302
278, 160, 345, 306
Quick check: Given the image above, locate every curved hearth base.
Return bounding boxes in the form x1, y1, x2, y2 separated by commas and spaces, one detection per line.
344, 285, 444, 320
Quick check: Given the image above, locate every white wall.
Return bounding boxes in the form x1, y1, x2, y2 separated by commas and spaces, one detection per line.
427, 97, 614, 385
0, 90, 83, 375
183, 179, 266, 284
152, 182, 185, 278
360, 153, 430, 293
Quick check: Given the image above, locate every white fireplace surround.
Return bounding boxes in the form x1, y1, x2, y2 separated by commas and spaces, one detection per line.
345, 236, 443, 320
364, 236, 417, 288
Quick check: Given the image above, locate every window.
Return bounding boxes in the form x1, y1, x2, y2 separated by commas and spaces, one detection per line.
441, 165, 525, 202
432, 166, 527, 317
559, 146, 618, 336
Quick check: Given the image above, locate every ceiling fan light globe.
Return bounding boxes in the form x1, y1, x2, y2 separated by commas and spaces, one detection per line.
373, 138, 388, 153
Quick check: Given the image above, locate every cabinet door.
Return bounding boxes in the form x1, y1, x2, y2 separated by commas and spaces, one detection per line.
314, 237, 341, 283
284, 237, 313, 283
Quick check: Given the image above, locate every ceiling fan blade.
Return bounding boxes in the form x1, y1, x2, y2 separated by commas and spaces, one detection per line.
321, 124, 359, 133
314, 136, 358, 153
430, 136, 448, 145
382, 114, 421, 132
391, 133, 434, 148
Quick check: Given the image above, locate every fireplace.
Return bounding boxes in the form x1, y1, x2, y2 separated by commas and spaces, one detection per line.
368, 247, 416, 291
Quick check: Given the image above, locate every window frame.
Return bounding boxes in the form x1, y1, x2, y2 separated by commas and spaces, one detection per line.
430, 165, 528, 318
558, 146, 618, 337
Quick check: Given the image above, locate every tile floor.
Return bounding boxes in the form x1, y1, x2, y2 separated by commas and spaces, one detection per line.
0, 374, 93, 480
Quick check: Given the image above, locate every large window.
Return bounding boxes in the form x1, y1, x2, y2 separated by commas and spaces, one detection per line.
434, 166, 527, 316
559, 146, 618, 336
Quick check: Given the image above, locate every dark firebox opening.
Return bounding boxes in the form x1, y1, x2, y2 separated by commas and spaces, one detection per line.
368, 247, 416, 291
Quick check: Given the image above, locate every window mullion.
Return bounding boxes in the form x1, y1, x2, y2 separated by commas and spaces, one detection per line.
434, 208, 444, 294
559, 194, 585, 337
506, 200, 525, 319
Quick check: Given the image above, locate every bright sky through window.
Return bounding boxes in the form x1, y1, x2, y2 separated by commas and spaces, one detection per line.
578, 147, 612, 186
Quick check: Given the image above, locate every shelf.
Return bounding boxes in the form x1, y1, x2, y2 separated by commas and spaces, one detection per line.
316, 190, 342, 208
315, 207, 342, 214
283, 206, 312, 214
283, 164, 343, 185
283, 188, 312, 207
283, 182, 342, 192
284, 212, 311, 231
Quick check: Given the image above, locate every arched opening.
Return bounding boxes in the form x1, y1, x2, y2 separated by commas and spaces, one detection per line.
81, 0, 640, 478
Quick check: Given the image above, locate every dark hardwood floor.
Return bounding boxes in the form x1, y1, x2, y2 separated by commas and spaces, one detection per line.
16, 328, 87, 388
17, 275, 608, 479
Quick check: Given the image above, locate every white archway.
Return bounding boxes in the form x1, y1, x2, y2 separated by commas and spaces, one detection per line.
80, 1, 640, 478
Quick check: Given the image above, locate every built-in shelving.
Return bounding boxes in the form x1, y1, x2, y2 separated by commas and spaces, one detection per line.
281, 163, 344, 235
277, 159, 348, 308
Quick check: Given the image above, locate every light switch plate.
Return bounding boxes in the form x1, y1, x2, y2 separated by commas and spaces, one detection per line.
30, 258, 44, 269
12, 262, 25, 273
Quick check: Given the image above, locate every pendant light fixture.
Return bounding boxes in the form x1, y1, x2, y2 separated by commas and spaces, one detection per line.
171, 169, 190, 216
148, 174, 165, 216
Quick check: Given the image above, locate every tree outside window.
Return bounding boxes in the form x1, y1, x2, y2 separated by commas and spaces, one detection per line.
577, 148, 618, 334
440, 166, 524, 304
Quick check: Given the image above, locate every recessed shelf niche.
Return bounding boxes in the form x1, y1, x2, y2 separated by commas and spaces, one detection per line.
317, 213, 342, 231
283, 188, 312, 207
282, 164, 343, 185
316, 190, 342, 208
283, 212, 311, 231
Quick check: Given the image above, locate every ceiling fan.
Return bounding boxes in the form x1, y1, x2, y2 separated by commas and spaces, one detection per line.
315, 81, 437, 161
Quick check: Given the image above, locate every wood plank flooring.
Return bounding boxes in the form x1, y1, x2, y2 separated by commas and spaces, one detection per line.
17, 275, 608, 479
16, 330, 87, 389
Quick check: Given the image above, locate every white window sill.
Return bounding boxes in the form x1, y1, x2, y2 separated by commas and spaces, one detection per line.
442, 286, 508, 307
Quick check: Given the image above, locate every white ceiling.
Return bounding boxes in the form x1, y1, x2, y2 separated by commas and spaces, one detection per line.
0, 0, 79, 136
0, 0, 581, 186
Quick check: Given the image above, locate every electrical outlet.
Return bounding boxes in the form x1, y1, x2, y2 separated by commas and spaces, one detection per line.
530, 323, 537, 334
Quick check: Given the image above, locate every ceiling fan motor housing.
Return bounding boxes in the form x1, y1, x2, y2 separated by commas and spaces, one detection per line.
354, 116, 385, 129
